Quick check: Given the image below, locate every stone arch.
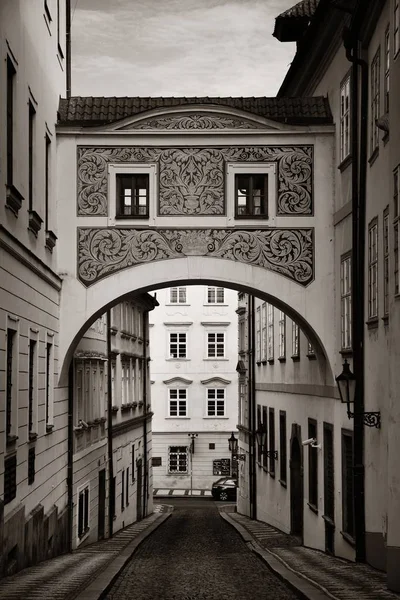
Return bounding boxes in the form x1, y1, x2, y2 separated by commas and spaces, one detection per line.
59, 256, 336, 387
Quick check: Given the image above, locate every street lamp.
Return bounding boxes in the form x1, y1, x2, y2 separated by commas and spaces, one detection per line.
335, 359, 381, 428
228, 432, 238, 477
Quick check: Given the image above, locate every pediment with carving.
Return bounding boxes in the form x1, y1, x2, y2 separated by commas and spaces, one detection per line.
118, 111, 272, 131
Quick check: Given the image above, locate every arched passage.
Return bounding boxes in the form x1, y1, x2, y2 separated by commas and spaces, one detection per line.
59, 256, 336, 387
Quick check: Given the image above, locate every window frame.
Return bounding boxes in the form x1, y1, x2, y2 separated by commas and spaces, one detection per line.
340, 253, 352, 349
234, 173, 268, 219
368, 219, 378, 319
206, 286, 225, 304
261, 302, 267, 362
291, 320, 300, 359
169, 331, 187, 359
279, 411, 287, 484
384, 25, 390, 114
267, 304, 274, 362
77, 483, 90, 540
383, 208, 389, 316
7, 56, 16, 186
308, 419, 318, 510
6, 318, 19, 442
108, 163, 157, 225
207, 331, 225, 359
341, 429, 354, 539
168, 388, 188, 418
226, 162, 276, 222
268, 408, 275, 476
169, 286, 187, 304
206, 388, 226, 417
278, 311, 286, 360
370, 47, 381, 154
340, 73, 351, 162
256, 306, 261, 363
116, 173, 150, 219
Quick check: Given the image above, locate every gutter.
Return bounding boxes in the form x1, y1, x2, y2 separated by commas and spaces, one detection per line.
106, 310, 114, 538
67, 361, 74, 552
248, 295, 257, 520
344, 15, 368, 562
142, 310, 149, 519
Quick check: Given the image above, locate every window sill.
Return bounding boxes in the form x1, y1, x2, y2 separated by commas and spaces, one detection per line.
368, 147, 379, 166
165, 416, 190, 419
45, 230, 57, 252
382, 315, 389, 325
366, 317, 379, 330
203, 416, 229, 419
291, 354, 300, 362
338, 154, 352, 172
6, 434, 18, 447
341, 531, 355, 547
167, 473, 189, 476
306, 354, 316, 360
204, 358, 229, 361
308, 502, 318, 515
269, 471, 275, 479
261, 360, 267, 365
6, 184, 24, 217
256, 361, 262, 366
78, 527, 90, 541
166, 358, 190, 362
383, 131, 390, 145
322, 515, 335, 527
29, 432, 38, 442
267, 358, 274, 365
46, 424, 54, 434
340, 348, 353, 358
115, 214, 149, 220
167, 303, 190, 307
28, 210, 43, 237
279, 479, 287, 488
278, 357, 286, 363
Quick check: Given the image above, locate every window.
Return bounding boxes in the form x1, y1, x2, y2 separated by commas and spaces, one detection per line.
307, 341, 315, 357
370, 48, 380, 153
291, 321, 299, 358
170, 287, 186, 304
267, 304, 274, 361
131, 445, 135, 481
45, 135, 51, 231
121, 361, 129, 405
368, 220, 378, 319
383, 209, 389, 316
395, 0, 399, 57
340, 74, 351, 162
279, 411, 287, 484
28, 101, 36, 211
342, 430, 354, 538
341, 254, 352, 349
207, 287, 224, 304
78, 485, 90, 538
169, 332, 187, 359
278, 311, 286, 359
4, 454, 17, 505
28, 339, 37, 436
308, 419, 318, 509
257, 405, 262, 464
168, 389, 187, 417
207, 388, 225, 416
28, 447, 36, 485
262, 406, 268, 469
45, 341, 54, 429
256, 307, 261, 363
384, 26, 390, 113
116, 174, 149, 218
261, 303, 267, 361
121, 470, 125, 511
6, 328, 16, 439
268, 408, 275, 475
235, 174, 268, 218
57, 0, 64, 57
168, 446, 188, 474
207, 332, 225, 358
7, 57, 16, 186
126, 467, 129, 505
394, 166, 400, 296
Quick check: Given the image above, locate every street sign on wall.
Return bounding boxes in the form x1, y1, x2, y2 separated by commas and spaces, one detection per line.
213, 458, 231, 476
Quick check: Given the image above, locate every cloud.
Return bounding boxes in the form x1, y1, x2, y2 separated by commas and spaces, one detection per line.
71, 0, 295, 97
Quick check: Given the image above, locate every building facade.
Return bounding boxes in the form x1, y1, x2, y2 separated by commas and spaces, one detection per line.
149, 285, 239, 492
0, 0, 70, 576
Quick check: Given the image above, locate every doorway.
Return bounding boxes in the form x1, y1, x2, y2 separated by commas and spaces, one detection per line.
290, 436, 303, 540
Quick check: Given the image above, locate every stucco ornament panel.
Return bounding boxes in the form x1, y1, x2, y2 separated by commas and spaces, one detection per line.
126, 113, 264, 130
77, 146, 313, 216
78, 227, 314, 287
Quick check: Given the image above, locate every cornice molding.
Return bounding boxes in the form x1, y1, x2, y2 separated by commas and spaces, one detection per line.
200, 377, 232, 385
162, 377, 193, 385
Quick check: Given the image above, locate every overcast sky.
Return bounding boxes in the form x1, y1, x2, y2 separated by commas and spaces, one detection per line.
71, 0, 296, 98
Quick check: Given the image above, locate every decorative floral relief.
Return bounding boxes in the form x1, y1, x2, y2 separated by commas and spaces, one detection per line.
126, 113, 262, 130
77, 146, 313, 216
78, 227, 314, 287
78, 146, 313, 216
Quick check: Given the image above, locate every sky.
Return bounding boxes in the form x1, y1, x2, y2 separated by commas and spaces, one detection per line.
71, 0, 296, 98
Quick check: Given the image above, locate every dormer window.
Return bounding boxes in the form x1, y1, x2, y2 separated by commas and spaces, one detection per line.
116, 174, 149, 218
235, 174, 268, 218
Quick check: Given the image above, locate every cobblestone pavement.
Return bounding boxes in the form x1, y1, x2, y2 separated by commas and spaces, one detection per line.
104, 502, 299, 600
229, 512, 400, 600
0, 507, 167, 600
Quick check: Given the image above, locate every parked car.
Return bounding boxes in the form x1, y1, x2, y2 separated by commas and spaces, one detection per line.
211, 477, 237, 501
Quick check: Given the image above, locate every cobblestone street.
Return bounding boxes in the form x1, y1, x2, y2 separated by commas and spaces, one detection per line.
105, 500, 298, 600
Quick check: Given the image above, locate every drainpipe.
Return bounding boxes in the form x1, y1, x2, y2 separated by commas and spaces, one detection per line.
142, 310, 149, 518
248, 295, 257, 520
106, 310, 114, 538
66, 0, 71, 98
344, 25, 368, 563
67, 361, 74, 552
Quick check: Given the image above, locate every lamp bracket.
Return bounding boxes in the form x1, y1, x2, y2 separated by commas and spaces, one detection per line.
261, 450, 278, 460
348, 411, 381, 428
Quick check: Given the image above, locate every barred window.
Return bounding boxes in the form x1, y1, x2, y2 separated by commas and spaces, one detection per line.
168, 446, 188, 474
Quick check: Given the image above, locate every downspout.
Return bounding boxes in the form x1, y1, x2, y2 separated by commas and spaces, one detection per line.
344, 26, 368, 563
142, 310, 149, 518
66, 0, 71, 98
249, 295, 257, 520
106, 310, 114, 538
67, 361, 74, 552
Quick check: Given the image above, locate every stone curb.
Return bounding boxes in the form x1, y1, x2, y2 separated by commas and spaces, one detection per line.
74, 506, 174, 600
220, 511, 335, 600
